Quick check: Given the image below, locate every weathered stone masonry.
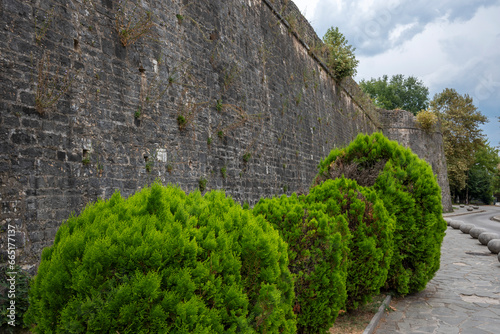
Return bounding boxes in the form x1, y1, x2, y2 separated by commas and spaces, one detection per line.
0, 0, 450, 270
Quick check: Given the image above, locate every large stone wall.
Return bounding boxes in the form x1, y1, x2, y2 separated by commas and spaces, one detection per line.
0, 0, 448, 270
379, 109, 453, 212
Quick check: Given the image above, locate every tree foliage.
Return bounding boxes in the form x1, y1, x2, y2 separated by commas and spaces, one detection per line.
25, 183, 297, 334
322, 27, 359, 80
430, 88, 488, 200
315, 133, 447, 296
459, 142, 499, 204
359, 74, 429, 115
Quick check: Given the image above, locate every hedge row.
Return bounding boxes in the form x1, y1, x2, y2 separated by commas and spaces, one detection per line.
24, 133, 446, 333
315, 133, 447, 295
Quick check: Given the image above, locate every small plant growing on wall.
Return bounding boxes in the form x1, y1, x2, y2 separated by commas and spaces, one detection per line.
145, 161, 153, 173
295, 92, 302, 106
177, 114, 187, 130
215, 99, 223, 112
223, 65, 240, 92
243, 153, 251, 163
198, 176, 207, 191
217, 130, 224, 139
144, 154, 154, 173
34, 52, 79, 115
220, 167, 227, 179
115, 0, 156, 46
175, 101, 209, 132
416, 109, 438, 132
34, 8, 55, 44
176, 14, 184, 24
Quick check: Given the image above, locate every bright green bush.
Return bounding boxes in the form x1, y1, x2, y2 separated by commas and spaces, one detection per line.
25, 183, 296, 333
315, 132, 447, 296
1, 265, 31, 332
253, 192, 349, 334
307, 178, 394, 311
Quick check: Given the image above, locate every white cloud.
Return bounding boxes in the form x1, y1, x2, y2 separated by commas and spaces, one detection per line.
309, 0, 499, 55
291, 0, 319, 21
388, 23, 417, 43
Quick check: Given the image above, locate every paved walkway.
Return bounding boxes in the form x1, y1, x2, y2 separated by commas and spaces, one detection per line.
375, 222, 500, 333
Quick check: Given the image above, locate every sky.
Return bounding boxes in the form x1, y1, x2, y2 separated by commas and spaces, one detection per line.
292, 0, 500, 148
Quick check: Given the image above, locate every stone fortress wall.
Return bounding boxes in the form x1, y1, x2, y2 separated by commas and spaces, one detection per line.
0, 0, 451, 269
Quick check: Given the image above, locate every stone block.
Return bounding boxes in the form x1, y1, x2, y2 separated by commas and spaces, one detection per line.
487, 239, 500, 254
460, 224, 475, 234
449, 220, 463, 229
478, 232, 499, 246
469, 227, 486, 239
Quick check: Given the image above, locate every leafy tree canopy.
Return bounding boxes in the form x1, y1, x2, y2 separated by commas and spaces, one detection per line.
359, 74, 429, 115
430, 88, 488, 200
460, 142, 499, 204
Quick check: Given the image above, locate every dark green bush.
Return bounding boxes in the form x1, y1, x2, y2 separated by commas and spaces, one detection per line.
307, 178, 394, 311
315, 132, 447, 295
253, 191, 349, 334
0, 265, 31, 332
25, 183, 296, 333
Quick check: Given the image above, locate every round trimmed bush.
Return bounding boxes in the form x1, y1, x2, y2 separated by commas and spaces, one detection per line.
315, 132, 447, 296
25, 183, 296, 333
253, 190, 349, 333
306, 178, 394, 311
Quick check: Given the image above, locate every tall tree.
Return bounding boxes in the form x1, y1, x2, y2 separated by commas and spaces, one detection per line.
430, 88, 488, 202
359, 74, 429, 115
461, 142, 499, 204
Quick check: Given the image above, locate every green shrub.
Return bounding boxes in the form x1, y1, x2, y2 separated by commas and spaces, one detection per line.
1, 265, 31, 332
253, 192, 348, 334
25, 183, 296, 333
315, 133, 447, 296
416, 109, 438, 132
307, 178, 394, 311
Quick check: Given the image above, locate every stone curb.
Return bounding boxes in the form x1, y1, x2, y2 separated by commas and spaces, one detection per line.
443, 210, 485, 218
492, 216, 500, 223
362, 295, 392, 334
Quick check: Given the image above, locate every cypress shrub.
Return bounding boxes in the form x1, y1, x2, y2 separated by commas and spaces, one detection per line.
307, 178, 394, 311
315, 132, 447, 295
253, 192, 349, 334
25, 183, 296, 333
